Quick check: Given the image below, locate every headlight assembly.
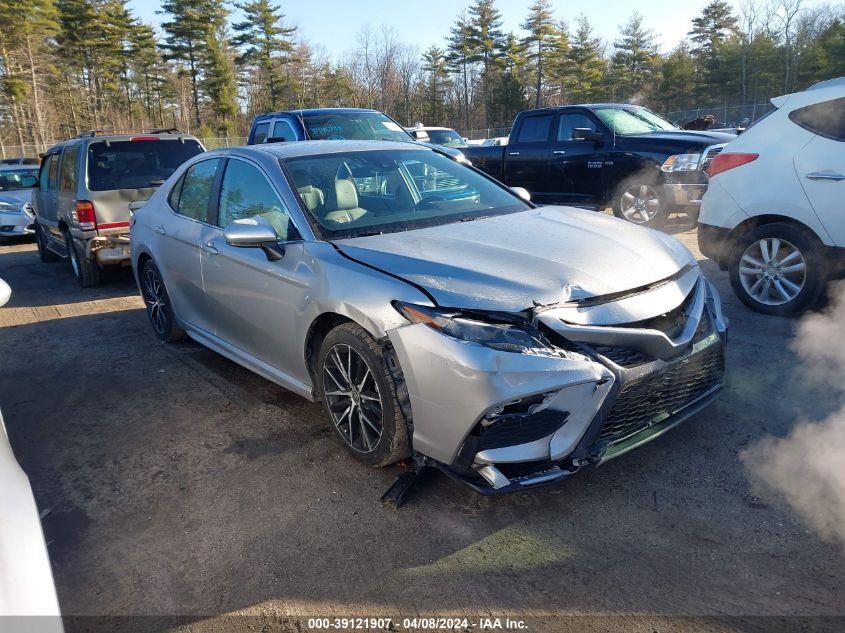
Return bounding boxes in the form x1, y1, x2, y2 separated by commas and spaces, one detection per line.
661, 153, 702, 172
0, 202, 20, 212
393, 301, 558, 356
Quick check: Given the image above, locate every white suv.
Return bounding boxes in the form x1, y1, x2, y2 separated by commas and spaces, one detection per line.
698, 77, 845, 316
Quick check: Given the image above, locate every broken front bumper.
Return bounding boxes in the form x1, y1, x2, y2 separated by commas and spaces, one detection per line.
388, 276, 728, 494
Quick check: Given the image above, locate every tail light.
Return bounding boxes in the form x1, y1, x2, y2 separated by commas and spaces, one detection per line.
76, 200, 97, 231
708, 152, 759, 178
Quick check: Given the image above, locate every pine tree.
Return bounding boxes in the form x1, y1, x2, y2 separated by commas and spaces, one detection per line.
422, 46, 450, 125
467, 0, 506, 127
232, 0, 296, 112
689, 0, 737, 101
445, 11, 477, 131
0, 0, 59, 147
565, 16, 607, 103
521, 0, 559, 108
159, 0, 210, 127
610, 12, 661, 102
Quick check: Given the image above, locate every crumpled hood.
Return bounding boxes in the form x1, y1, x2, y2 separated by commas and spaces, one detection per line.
335, 206, 695, 312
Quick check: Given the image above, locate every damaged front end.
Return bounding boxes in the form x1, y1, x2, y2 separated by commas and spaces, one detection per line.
387, 266, 728, 495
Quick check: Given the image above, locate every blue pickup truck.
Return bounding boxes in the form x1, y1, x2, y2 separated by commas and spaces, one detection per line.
247, 108, 470, 164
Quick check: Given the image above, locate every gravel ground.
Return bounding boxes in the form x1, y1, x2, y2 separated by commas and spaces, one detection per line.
1, 215, 843, 633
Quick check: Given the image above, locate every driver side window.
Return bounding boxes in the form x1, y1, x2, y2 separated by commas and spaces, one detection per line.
556, 113, 597, 141
217, 159, 298, 241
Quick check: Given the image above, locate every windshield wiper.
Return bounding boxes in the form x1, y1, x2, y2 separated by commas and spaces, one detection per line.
355, 230, 383, 237
460, 214, 492, 222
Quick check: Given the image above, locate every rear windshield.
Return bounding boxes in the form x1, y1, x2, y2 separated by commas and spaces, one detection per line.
87, 139, 205, 191
301, 112, 411, 142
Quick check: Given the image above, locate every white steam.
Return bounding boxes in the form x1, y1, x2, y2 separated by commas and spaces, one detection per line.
741, 282, 845, 548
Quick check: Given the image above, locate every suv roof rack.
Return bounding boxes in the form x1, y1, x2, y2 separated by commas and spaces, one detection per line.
74, 130, 105, 138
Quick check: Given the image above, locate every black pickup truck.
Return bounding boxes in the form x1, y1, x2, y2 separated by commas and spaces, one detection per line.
462, 104, 735, 225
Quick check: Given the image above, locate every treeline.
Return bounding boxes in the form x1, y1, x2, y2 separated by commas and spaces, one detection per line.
1, 0, 844, 152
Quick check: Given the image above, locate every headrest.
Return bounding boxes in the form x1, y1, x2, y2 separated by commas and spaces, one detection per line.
335, 179, 358, 211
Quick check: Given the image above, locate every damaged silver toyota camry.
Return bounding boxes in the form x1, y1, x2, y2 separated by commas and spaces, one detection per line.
130, 141, 727, 494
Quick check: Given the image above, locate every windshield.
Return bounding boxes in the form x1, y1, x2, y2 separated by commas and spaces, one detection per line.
426, 129, 467, 148
0, 168, 38, 191
284, 149, 530, 239
87, 139, 205, 191
301, 112, 412, 142
594, 107, 677, 135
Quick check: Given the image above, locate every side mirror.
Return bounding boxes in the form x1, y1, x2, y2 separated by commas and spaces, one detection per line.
265, 136, 289, 144
20, 175, 37, 188
0, 278, 10, 307
223, 217, 284, 261
573, 128, 603, 143
510, 186, 531, 202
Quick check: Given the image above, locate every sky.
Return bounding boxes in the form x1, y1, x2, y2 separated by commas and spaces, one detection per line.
128, 0, 732, 57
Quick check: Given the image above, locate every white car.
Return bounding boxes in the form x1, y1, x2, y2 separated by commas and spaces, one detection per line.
698, 76, 845, 316
0, 278, 63, 630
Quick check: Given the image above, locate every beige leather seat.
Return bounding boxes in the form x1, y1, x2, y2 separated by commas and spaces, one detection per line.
297, 184, 325, 214
323, 179, 368, 224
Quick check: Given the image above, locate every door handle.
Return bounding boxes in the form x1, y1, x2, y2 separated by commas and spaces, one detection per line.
200, 240, 218, 255
154, 224, 166, 235
806, 171, 845, 181
552, 150, 566, 155
508, 151, 520, 156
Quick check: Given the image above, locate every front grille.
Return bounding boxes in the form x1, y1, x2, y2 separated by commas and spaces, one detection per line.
600, 342, 724, 443
592, 345, 649, 367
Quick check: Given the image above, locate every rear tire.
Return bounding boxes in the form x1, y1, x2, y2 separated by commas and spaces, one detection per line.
728, 222, 824, 316
65, 229, 101, 287
140, 259, 185, 342
612, 178, 667, 226
317, 322, 410, 467
35, 224, 60, 263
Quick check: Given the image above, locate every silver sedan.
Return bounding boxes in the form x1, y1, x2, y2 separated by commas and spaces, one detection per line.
0, 166, 38, 239
130, 141, 727, 494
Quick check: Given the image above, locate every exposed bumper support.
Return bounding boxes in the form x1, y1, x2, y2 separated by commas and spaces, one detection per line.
664, 183, 707, 207
85, 234, 131, 265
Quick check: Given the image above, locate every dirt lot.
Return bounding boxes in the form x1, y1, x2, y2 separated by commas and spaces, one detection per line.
1, 216, 844, 633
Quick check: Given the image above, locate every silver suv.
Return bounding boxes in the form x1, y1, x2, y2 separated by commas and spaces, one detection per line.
32, 131, 205, 286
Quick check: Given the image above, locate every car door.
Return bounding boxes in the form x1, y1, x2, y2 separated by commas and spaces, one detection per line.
154, 157, 223, 332
57, 144, 80, 236
34, 152, 60, 236
547, 111, 606, 204
507, 112, 555, 200
791, 97, 845, 246
199, 157, 312, 378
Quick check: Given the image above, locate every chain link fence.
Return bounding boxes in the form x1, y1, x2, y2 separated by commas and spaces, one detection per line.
662, 103, 775, 128
464, 126, 512, 142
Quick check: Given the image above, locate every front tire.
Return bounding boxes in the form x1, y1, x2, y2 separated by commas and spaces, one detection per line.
140, 259, 185, 342
612, 179, 666, 226
317, 322, 410, 467
65, 230, 101, 287
728, 222, 824, 316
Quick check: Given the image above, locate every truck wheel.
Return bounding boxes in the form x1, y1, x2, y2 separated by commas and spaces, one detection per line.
65, 229, 101, 287
728, 222, 824, 317
35, 224, 60, 262
613, 180, 666, 226
317, 322, 410, 467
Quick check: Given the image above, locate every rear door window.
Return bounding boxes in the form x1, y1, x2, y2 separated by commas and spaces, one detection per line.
59, 146, 79, 192
252, 122, 270, 144
176, 159, 221, 222
789, 97, 845, 141
87, 138, 205, 191
517, 115, 554, 143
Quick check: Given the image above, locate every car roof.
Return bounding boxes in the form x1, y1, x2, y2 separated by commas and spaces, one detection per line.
46, 133, 199, 151
253, 108, 382, 122
419, 127, 457, 132
222, 139, 429, 159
